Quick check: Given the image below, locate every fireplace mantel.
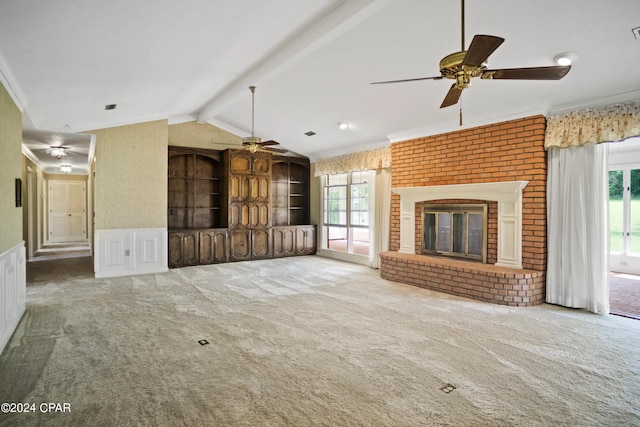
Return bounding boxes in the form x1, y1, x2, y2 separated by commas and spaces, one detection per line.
392, 181, 528, 269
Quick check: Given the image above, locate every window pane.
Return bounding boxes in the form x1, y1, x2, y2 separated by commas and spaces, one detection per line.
436, 213, 450, 252
351, 171, 368, 184
424, 213, 436, 251
350, 182, 369, 226
325, 185, 347, 225
609, 170, 624, 253
468, 213, 483, 256
452, 213, 466, 254
631, 169, 640, 254
352, 227, 370, 256
327, 226, 348, 252
327, 173, 348, 186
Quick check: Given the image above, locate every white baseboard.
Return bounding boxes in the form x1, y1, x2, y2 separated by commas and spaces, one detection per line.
94, 228, 168, 278
0, 241, 26, 356
316, 248, 370, 266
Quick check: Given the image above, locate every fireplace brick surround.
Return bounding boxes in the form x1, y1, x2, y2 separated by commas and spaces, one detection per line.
382, 115, 547, 306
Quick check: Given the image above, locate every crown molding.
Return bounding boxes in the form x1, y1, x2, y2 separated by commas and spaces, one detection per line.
21, 144, 43, 169
0, 51, 27, 113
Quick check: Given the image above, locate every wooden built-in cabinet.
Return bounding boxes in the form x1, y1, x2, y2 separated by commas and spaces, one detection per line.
168, 147, 315, 268
272, 225, 316, 258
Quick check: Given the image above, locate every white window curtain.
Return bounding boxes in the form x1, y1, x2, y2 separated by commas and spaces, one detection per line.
368, 168, 390, 268
546, 143, 609, 314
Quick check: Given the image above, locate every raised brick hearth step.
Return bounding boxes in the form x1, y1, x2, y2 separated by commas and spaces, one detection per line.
380, 251, 545, 307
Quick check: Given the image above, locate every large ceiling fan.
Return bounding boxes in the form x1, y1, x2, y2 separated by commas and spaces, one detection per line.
371, 0, 571, 118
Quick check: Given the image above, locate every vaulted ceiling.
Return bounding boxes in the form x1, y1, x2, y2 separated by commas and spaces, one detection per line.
2, 0, 639, 173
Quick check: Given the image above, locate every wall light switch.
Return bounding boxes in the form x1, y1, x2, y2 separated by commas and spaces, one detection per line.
125, 249, 130, 256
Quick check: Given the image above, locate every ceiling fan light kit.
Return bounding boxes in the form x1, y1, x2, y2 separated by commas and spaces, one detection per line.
50, 147, 67, 159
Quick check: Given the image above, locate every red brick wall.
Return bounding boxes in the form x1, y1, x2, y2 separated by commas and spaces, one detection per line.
390, 115, 547, 272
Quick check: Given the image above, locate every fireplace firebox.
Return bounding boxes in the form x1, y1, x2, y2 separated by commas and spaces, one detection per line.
421, 203, 487, 263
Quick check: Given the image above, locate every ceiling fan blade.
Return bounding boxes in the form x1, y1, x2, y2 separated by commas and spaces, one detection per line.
440, 84, 463, 108
265, 147, 288, 153
259, 140, 280, 146
483, 65, 571, 80
370, 76, 443, 85
462, 35, 504, 67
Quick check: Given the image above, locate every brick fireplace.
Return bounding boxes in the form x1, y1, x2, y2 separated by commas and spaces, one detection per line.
380, 115, 547, 306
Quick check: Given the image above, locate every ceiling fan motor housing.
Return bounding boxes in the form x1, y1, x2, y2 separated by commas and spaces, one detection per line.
439, 51, 486, 89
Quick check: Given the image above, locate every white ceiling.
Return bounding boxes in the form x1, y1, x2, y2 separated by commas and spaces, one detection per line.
2, 0, 640, 173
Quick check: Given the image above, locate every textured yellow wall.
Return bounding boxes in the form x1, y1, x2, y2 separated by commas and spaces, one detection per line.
169, 121, 241, 149
91, 120, 168, 229
0, 82, 23, 254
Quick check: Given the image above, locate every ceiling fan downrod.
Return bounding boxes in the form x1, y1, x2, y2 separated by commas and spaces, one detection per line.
461, 0, 465, 52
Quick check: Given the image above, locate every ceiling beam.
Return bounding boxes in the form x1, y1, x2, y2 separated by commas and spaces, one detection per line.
196, 0, 392, 123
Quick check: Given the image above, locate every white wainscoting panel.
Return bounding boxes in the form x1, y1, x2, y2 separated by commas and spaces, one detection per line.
94, 228, 167, 278
1, 241, 26, 355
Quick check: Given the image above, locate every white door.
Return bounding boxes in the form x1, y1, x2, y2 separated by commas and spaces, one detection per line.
49, 181, 87, 243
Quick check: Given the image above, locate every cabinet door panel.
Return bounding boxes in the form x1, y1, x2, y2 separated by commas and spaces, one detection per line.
241, 204, 250, 227
296, 226, 317, 255
213, 231, 228, 263
200, 230, 228, 264
251, 229, 271, 259
230, 154, 251, 174
169, 232, 184, 267
258, 177, 270, 201
230, 176, 241, 200
273, 228, 295, 258
183, 232, 199, 265
240, 176, 251, 200
250, 177, 259, 199
229, 204, 240, 227
253, 157, 271, 175
259, 203, 270, 227
230, 229, 251, 261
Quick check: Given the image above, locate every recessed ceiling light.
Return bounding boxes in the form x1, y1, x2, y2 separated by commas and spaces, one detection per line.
304, 131, 316, 136
104, 104, 117, 110
338, 122, 350, 130
553, 52, 578, 66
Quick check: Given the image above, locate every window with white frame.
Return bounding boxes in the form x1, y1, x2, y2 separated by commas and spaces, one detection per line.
323, 171, 370, 255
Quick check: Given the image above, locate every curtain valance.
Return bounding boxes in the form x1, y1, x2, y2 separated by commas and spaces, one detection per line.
313, 146, 391, 176
545, 102, 640, 149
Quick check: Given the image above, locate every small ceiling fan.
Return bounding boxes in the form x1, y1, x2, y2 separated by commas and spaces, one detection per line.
371, 0, 571, 121
239, 86, 285, 153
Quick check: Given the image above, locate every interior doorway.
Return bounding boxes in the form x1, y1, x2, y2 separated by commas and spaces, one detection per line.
48, 180, 87, 243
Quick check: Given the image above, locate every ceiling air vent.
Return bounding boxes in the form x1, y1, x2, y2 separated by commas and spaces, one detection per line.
104, 104, 117, 110
304, 131, 316, 136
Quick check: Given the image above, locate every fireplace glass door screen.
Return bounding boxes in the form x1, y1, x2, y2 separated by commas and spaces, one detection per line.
422, 204, 487, 263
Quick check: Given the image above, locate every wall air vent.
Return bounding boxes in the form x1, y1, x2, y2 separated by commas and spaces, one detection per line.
104, 104, 117, 110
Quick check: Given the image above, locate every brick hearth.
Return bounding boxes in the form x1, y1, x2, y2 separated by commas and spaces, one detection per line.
380, 252, 545, 307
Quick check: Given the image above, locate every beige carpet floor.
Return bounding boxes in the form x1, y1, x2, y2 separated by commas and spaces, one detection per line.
1, 255, 639, 426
